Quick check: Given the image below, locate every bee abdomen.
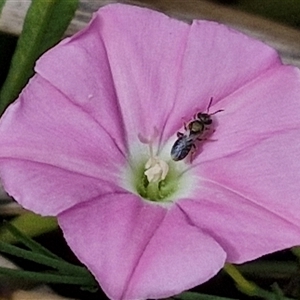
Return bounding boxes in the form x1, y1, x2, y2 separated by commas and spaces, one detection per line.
171, 139, 193, 161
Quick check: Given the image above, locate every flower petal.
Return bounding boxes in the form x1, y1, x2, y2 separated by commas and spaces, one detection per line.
124, 204, 226, 299
0, 75, 125, 215
93, 5, 190, 149
36, 4, 190, 153
182, 65, 300, 164
35, 3, 284, 155
179, 129, 300, 263
163, 19, 281, 140
59, 194, 226, 300
0, 160, 121, 216
35, 11, 128, 155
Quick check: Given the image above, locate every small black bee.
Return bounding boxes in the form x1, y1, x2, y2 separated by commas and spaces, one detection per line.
170, 131, 200, 161
170, 97, 223, 161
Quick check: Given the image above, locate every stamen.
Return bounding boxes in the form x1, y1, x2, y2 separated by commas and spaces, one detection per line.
138, 128, 169, 183
145, 156, 169, 183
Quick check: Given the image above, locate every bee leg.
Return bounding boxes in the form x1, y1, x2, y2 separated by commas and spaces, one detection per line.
201, 128, 215, 139
177, 131, 184, 138
184, 122, 188, 131
204, 128, 215, 133
197, 137, 217, 142
190, 144, 197, 163
179, 116, 189, 131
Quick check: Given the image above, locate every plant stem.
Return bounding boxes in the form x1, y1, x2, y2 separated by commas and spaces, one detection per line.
223, 263, 295, 300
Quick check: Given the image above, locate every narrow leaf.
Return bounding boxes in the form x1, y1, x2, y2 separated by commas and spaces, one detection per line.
0, 0, 6, 16
0, 241, 91, 277
0, 212, 58, 244
0, 266, 97, 286
2, 221, 61, 259
175, 291, 238, 300
39, 0, 79, 54
0, 0, 78, 114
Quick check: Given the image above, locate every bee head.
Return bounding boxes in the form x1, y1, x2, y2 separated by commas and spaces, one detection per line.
196, 113, 212, 125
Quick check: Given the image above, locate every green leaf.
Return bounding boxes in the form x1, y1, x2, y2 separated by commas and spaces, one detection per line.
2, 221, 61, 259
0, 212, 58, 244
39, 0, 79, 54
0, 267, 96, 286
0, 222, 97, 288
0, 0, 6, 16
174, 291, 238, 300
0, 241, 93, 278
0, 0, 79, 114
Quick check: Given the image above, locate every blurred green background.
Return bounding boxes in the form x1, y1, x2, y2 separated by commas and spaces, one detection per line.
214, 0, 300, 28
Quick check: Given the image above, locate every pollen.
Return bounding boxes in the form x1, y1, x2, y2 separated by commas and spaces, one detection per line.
144, 156, 169, 183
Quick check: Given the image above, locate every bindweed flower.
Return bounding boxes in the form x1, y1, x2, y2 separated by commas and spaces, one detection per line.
1, 3, 300, 300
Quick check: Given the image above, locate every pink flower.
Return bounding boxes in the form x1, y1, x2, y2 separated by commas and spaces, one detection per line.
1, 3, 300, 300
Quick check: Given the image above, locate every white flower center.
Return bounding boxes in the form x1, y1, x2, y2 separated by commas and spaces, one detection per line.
144, 156, 169, 183
122, 128, 195, 203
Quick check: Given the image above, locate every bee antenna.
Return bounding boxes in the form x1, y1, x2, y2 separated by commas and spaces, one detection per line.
206, 97, 213, 113
210, 109, 224, 116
